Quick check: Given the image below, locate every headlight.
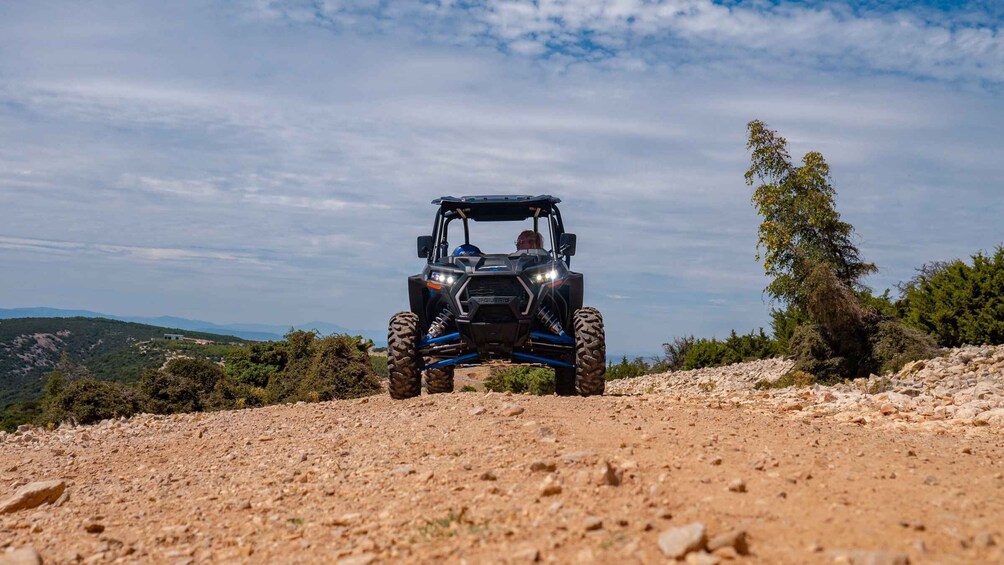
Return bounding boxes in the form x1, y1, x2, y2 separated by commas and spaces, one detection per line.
531, 270, 558, 284
429, 271, 457, 285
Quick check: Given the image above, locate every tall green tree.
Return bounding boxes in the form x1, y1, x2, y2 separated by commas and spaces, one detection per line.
745, 120, 936, 379
745, 120, 876, 309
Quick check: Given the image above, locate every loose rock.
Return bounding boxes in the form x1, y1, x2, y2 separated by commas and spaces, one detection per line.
0, 480, 67, 514
658, 522, 707, 559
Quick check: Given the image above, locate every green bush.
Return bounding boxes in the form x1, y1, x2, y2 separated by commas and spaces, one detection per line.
138, 369, 201, 414
898, 247, 1004, 346
679, 329, 779, 370
483, 366, 555, 395
606, 356, 667, 380
871, 320, 940, 375
370, 355, 388, 378
662, 336, 696, 371
43, 378, 142, 425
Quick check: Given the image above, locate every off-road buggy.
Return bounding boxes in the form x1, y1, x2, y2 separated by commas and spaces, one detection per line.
387, 195, 606, 398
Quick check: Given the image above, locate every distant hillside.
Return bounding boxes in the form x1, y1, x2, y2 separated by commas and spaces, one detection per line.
0, 317, 244, 405
0, 308, 386, 344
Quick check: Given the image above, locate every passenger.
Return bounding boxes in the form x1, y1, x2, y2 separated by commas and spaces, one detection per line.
515, 230, 544, 251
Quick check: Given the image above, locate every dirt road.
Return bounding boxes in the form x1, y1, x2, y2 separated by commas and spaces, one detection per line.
2, 389, 1002, 564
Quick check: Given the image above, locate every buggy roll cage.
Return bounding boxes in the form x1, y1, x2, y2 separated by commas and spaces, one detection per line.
427, 195, 573, 265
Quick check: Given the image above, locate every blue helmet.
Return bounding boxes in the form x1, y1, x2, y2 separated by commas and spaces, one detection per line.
453, 243, 483, 256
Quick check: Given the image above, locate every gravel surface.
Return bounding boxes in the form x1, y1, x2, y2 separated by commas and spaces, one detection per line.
1, 345, 1003, 564
608, 344, 1004, 431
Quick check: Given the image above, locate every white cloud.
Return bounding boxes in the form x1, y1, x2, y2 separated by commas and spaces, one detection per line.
0, 1, 1001, 352
253, 0, 1004, 82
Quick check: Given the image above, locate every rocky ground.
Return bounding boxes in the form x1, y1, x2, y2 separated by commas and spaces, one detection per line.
2, 345, 1003, 564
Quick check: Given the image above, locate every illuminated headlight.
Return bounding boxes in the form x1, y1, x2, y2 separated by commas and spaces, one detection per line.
429, 272, 457, 285
531, 270, 558, 283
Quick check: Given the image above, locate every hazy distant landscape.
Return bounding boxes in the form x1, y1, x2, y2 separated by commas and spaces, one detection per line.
0, 307, 386, 344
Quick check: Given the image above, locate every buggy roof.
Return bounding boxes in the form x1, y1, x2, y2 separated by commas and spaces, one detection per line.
431, 195, 561, 222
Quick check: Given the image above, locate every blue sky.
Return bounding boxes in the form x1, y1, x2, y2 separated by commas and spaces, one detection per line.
0, 1, 1001, 355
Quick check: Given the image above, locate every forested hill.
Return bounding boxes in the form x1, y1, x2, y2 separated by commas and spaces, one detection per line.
0, 317, 243, 404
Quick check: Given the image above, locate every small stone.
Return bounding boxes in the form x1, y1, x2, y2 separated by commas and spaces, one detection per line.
336, 554, 375, 565
529, 461, 556, 473
391, 465, 416, 476
501, 403, 525, 416
469, 406, 486, 416
0, 480, 67, 514
596, 461, 623, 486
539, 476, 562, 497
83, 520, 105, 534
684, 551, 720, 565
479, 471, 497, 481
833, 550, 910, 565
727, 479, 747, 493
657, 522, 707, 559
709, 456, 723, 466
583, 516, 603, 531
707, 529, 749, 555
960, 447, 972, 455
512, 546, 541, 562
0, 546, 43, 565
973, 532, 997, 548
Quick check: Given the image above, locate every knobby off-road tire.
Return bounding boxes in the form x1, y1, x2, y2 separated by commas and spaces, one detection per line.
425, 366, 455, 394
388, 312, 422, 399
572, 307, 606, 396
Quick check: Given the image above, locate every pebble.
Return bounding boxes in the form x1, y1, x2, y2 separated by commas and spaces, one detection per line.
529, 461, 556, 473
727, 479, 747, 493
596, 461, 623, 486
0, 547, 43, 565
707, 529, 749, 555
583, 516, 603, 531
832, 550, 910, 565
501, 403, 525, 417
657, 522, 707, 559
539, 476, 562, 497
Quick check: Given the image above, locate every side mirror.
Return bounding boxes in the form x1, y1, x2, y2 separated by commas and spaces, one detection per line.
417, 235, 434, 258
558, 233, 577, 256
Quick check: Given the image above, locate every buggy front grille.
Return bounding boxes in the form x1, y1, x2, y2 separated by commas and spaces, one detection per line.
457, 276, 533, 316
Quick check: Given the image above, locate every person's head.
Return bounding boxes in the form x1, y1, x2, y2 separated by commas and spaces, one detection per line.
515, 230, 543, 251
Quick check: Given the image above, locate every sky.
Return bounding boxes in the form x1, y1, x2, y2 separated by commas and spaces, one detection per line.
0, 0, 1002, 355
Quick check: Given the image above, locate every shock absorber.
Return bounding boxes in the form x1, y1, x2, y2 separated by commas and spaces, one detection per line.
536, 306, 567, 337
427, 307, 454, 338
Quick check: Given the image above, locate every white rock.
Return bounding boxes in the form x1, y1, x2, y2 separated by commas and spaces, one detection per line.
658, 522, 707, 558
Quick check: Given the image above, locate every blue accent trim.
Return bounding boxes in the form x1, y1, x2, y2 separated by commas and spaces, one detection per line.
424, 352, 479, 370
512, 352, 574, 368
529, 330, 574, 345
419, 332, 461, 347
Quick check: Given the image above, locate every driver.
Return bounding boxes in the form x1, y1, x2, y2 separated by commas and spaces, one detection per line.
515, 230, 543, 251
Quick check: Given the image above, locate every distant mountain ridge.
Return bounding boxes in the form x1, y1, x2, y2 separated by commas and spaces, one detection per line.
0, 308, 386, 344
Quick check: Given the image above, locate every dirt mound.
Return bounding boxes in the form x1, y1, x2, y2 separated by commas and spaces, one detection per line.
2, 352, 1003, 564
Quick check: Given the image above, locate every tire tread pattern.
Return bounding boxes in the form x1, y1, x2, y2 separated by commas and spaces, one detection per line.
573, 307, 606, 396
425, 366, 454, 394
388, 312, 422, 399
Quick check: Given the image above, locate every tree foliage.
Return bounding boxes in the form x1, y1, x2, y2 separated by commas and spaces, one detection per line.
746, 120, 937, 380
897, 247, 1004, 346
745, 120, 876, 308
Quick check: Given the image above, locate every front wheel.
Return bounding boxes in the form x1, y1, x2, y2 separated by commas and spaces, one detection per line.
572, 307, 606, 396
425, 366, 454, 394
388, 312, 422, 399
